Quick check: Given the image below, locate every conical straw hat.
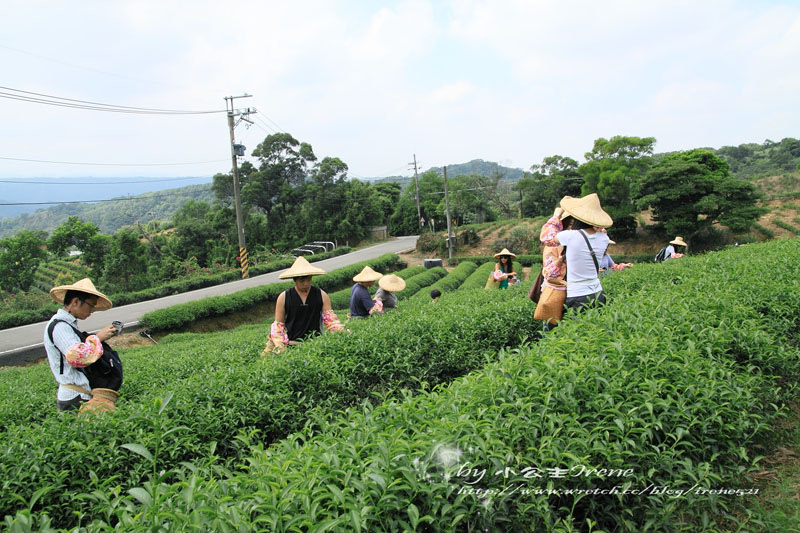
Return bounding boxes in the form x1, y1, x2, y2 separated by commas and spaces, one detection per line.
493, 248, 517, 258
669, 237, 687, 247
279, 256, 327, 279
353, 266, 383, 282
378, 274, 406, 292
560, 193, 613, 228
49, 278, 112, 310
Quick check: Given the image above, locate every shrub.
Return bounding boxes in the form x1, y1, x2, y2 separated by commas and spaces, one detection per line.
27, 239, 800, 531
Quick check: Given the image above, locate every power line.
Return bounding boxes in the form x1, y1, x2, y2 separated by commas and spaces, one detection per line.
0, 194, 192, 206
0, 85, 225, 115
0, 155, 228, 167
0, 177, 212, 185
256, 115, 286, 133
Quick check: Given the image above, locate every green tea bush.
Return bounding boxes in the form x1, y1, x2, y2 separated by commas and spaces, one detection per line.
395, 267, 448, 302
752, 222, 775, 238
140, 254, 404, 331
23, 239, 798, 532
409, 261, 477, 300
460, 261, 496, 290
773, 219, 800, 235
0, 274, 539, 527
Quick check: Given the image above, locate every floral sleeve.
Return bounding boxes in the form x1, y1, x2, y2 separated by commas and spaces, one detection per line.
322, 310, 344, 332
368, 299, 384, 315
543, 255, 564, 280
264, 321, 289, 354
65, 335, 103, 368
540, 215, 563, 247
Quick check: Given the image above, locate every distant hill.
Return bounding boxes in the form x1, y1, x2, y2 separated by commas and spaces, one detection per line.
371, 159, 525, 185
0, 183, 215, 238
425, 159, 525, 181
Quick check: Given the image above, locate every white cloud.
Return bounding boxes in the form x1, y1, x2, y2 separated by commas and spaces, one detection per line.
0, 0, 798, 179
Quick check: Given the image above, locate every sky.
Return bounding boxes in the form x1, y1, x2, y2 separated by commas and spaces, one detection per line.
1, 0, 799, 182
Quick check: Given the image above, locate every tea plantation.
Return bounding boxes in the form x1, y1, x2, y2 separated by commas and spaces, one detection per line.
2, 239, 800, 531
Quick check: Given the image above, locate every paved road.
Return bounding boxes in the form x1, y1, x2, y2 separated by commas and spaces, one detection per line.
0, 236, 418, 365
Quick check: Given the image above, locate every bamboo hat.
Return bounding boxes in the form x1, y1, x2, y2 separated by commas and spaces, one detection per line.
493, 248, 517, 259
670, 237, 688, 247
560, 193, 613, 228
279, 256, 327, 279
378, 274, 406, 293
353, 266, 383, 283
49, 278, 113, 310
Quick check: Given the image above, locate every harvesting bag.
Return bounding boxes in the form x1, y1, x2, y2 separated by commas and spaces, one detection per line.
47, 320, 124, 391
533, 286, 566, 324
529, 270, 544, 302
484, 272, 498, 290
79, 388, 119, 416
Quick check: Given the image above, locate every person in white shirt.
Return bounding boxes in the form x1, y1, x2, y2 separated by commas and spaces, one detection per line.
664, 237, 688, 260
540, 194, 614, 313
44, 278, 120, 411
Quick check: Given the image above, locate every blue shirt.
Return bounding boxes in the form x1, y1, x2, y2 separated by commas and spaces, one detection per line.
349, 283, 375, 317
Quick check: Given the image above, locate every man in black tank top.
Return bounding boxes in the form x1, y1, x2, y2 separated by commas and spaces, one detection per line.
262, 256, 344, 355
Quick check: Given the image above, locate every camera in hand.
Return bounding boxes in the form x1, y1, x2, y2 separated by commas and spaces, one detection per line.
112, 321, 123, 336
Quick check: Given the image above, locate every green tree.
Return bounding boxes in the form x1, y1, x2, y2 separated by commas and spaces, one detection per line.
102, 228, 148, 292
371, 182, 402, 227
580, 136, 656, 220
516, 155, 583, 217
243, 133, 317, 244
0, 230, 48, 292
390, 171, 444, 235
446, 174, 499, 225
211, 161, 257, 207
336, 179, 383, 245
82, 233, 111, 276
47, 216, 99, 256
637, 149, 767, 243
168, 200, 217, 266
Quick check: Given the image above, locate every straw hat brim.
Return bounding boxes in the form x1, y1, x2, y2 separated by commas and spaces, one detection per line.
669, 237, 688, 247
560, 193, 613, 228
378, 274, 406, 292
353, 266, 383, 283
49, 278, 113, 310
279, 256, 327, 279
607, 239, 616, 245
493, 248, 517, 258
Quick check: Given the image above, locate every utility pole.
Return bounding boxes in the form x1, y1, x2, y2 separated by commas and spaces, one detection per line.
443, 166, 454, 259
410, 154, 421, 231
225, 94, 256, 279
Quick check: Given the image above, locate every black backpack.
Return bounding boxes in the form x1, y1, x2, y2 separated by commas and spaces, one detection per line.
47, 320, 123, 391
654, 247, 669, 263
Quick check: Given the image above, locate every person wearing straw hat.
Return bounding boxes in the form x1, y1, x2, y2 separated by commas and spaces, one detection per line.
44, 278, 121, 411
663, 237, 688, 261
375, 273, 406, 311
349, 266, 384, 318
541, 193, 613, 313
262, 256, 344, 355
598, 237, 633, 275
491, 248, 518, 290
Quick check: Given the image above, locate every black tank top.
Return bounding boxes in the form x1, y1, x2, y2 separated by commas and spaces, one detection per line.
284, 286, 323, 341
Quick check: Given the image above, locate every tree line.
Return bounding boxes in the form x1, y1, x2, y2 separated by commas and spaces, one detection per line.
2, 133, 793, 295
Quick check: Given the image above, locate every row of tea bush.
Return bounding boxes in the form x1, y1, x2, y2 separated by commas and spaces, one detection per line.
9, 238, 797, 531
